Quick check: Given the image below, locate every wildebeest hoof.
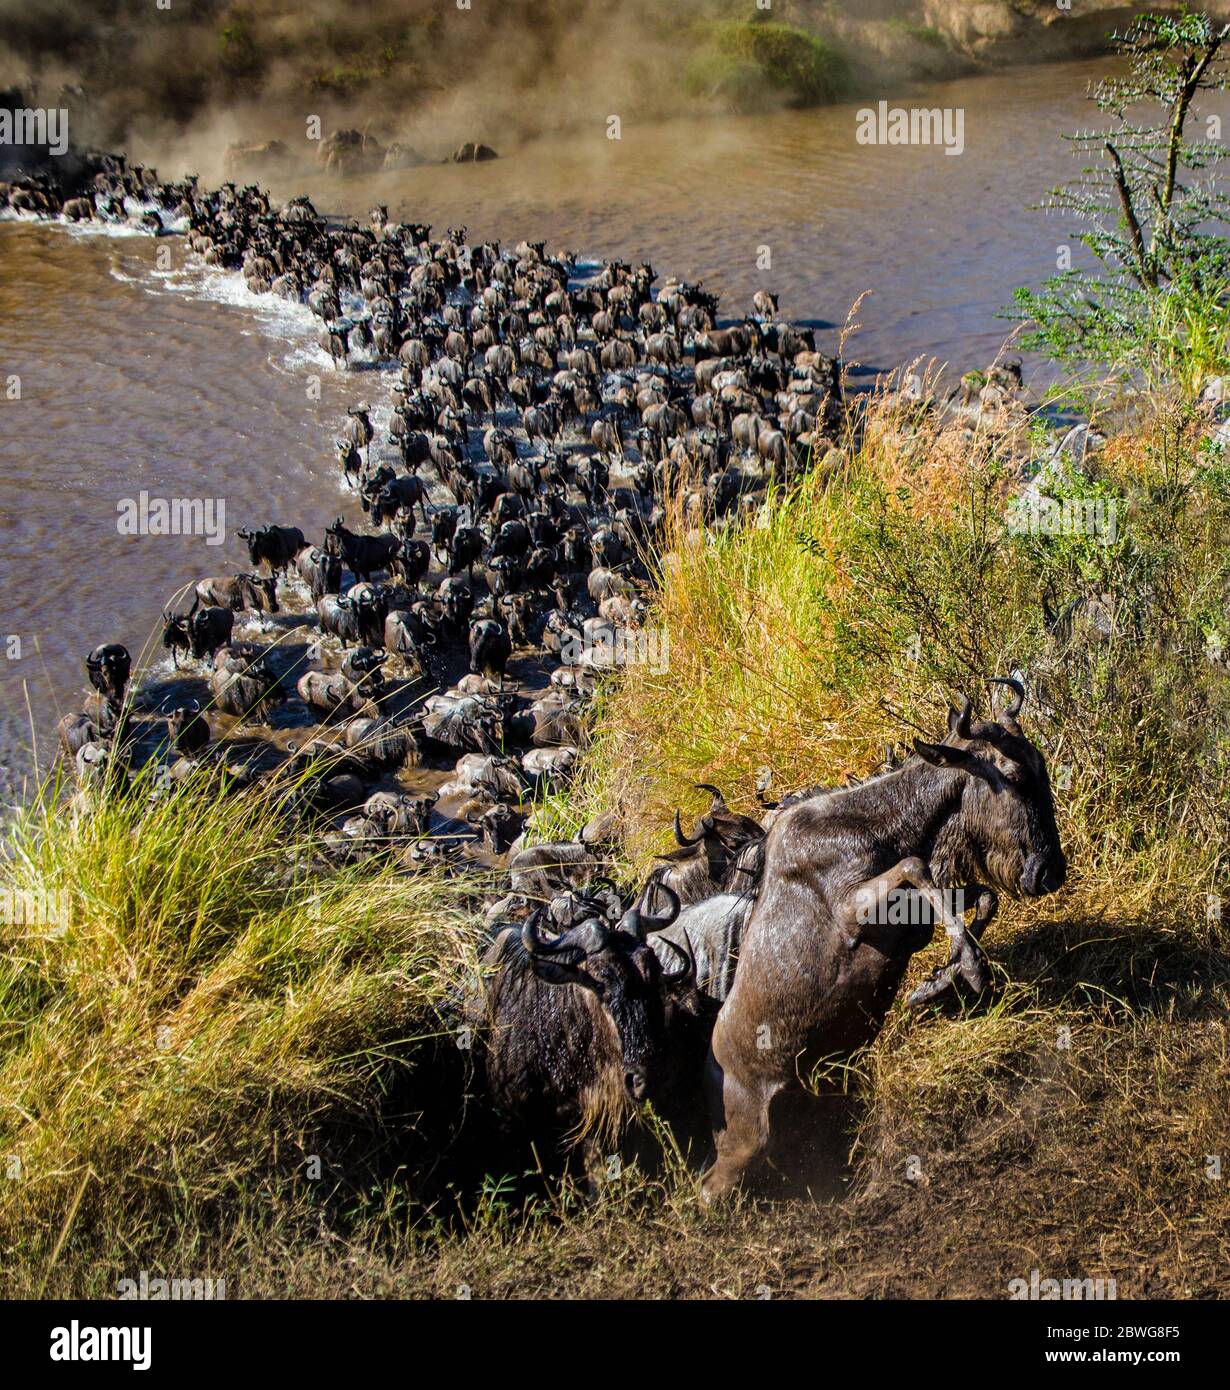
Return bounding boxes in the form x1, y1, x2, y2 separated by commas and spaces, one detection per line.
908, 945, 992, 1009
907, 968, 957, 1009
956, 938, 991, 994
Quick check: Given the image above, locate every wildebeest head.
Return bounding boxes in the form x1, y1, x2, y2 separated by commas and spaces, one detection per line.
655, 784, 765, 904
322, 516, 347, 557
341, 645, 386, 685
167, 701, 210, 756
912, 679, 1066, 899
237, 524, 265, 568
161, 609, 192, 653
85, 644, 131, 703
519, 884, 692, 1106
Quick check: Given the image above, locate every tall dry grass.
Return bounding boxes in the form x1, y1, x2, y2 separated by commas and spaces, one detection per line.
564, 386, 1230, 938
0, 766, 484, 1293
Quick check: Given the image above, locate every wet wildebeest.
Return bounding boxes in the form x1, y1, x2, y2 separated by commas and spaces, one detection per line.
162, 603, 235, 664
700, 680, 1067, 1202
58, 702, 127, 759
508, 840, 604, 901
324, 516, 399, 582
195, 571, 279, 613
469, 618, 512, 684
649, 891, 753, 1006
297, 647, 384, 717
648, 784, 765, 905
317, 587, 388, 647
86, 644, 131, 705
238, 523, 306, 575
474, 885, 698, 1173
208, 645, 283, 719
167, 702, 211, 757
294, 546, 344, 600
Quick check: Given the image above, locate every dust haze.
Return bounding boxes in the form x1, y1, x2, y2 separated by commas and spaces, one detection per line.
0, 0, 743, 182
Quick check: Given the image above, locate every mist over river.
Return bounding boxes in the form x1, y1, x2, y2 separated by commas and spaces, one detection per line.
0, 58, 1127, 801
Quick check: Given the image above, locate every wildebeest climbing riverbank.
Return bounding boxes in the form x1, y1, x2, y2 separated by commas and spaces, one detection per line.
3, 147, 1067, 1196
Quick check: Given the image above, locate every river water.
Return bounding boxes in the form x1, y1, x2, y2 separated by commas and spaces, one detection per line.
0, 57, 1129, 801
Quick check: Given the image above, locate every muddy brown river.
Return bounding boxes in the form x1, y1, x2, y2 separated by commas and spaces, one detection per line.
0, 58, 1138, 801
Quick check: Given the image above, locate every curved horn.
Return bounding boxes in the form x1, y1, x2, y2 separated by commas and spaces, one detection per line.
673, 809, 703, 847
988, 676, 1025, 720
693, 782, 726, 811
948, 693, 973, 739
641, 881, 681, 933
656, 929, 695, 987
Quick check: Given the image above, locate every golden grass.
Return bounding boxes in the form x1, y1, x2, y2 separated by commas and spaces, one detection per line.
6, 389, 1230, 1297
0, 768, 484, 1290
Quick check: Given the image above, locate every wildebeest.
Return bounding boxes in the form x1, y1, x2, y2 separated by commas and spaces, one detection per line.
474, 885, 696, 1168
208, 645, 283, 719
469, 617, 512, 684
342, 712, 424, 772
508, 840, 604, 901
86, 644, 131, 705
162, 604, 235, 664
649, 891, 752, 1005
294, 546, 344, 600
167, 702, 211, 757
297, 648, 384, 718
324, 516, 399, 582
195, 571, 279, 613
317, 587, 388, 647
238, 523, 306, 575
701, 681, 1067, 1201
648, 785, 765, 906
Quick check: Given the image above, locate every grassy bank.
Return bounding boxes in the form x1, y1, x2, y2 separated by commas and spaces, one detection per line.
0, 770, 487, 1296
567, 387, 1230, 911
4, 385, 1230, 1297
683, 19, 851, 111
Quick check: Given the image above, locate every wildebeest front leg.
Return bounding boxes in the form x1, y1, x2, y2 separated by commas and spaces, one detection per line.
907, 888, 997, 1008
906, 869, 991, 995
836, 856, 931, 950
840, 857, 991, 994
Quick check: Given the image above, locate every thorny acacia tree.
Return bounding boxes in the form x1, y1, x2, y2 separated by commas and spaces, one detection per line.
1014, 10, 1230, 382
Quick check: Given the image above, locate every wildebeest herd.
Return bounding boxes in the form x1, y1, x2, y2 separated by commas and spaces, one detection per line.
4, 152, 1068, 1199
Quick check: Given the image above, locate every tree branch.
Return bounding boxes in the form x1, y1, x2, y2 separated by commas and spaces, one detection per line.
1107, 140, 1153, 288
1153, 25, 1229, 271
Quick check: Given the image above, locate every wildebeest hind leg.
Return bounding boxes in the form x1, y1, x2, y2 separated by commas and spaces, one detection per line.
700, 1053, 776, 1205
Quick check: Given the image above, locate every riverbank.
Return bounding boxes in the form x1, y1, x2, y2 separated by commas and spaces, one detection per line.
4, 388, 1229, 1300
3, 56, 1230, 1297
7, 2, 1229, 182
